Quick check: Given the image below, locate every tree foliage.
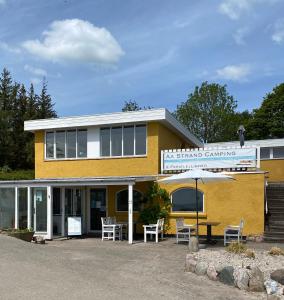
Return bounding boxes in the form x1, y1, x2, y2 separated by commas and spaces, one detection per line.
0, 68, 57, 170
246, 83, 284, 139
122, 100, 153, 112
175, 82, 238, 143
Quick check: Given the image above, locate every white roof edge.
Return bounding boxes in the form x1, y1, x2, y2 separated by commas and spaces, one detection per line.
24, 108, 203, 147
206, 138, 284, 148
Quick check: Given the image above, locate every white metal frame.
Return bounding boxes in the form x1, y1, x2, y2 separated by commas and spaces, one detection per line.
143, 218, 164, 243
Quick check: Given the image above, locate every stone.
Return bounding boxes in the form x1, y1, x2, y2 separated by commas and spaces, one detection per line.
248, 266, 265, 292
188, 237, 199, 252
207, 264, 218, 281
234, 268, 249, 290
218, 266, 235, 286
195, 261, 208, 276
185, 254, 197, 273
271, 269, 284, 285
265, 279, 279, 295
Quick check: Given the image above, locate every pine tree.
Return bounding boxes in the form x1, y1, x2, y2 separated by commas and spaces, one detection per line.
37, 79, 57, 119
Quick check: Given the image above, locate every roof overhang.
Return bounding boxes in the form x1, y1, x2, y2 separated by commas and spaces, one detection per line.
24, 108, 203, 148
0, 175, 157, 187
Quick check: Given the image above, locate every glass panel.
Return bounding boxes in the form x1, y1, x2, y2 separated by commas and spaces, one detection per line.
56, 131, 65, 158
100, 128, 110, 157
18, 188, 28, 229
74, 189, 82, 216
0, 188, 15, 229
66, 130, 76, 158
260, 147, 270, 160
116, 190, 142, 212
33, 188, 47, 232
273, 147, 284, 159
65, 189, 73, 216
172, 188, 203, 212
135, 125, 146, 155
52, 188, 62, 236
77, 130, 87, 157
46, 132, 54, 158
111, 127, 122, 156
123, 126, 134, 156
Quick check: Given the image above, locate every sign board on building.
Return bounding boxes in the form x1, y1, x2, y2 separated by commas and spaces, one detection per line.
162, 147, 257, 172
67, 216, 82, 236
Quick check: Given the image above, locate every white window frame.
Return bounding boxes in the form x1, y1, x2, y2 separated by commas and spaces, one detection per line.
171, 187, 205, 213
100, 123, 147, 158
45, 129, 87, 160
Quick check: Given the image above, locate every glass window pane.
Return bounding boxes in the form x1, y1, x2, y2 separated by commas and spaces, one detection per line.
273, 147, 284, 159
46, 132, 54, 158
111, 127, 122, 156
56, 131, 65, 158
172, 188, 203, 212
260, 147, 270, 160
66, 130, 76, 158
100, 128, 110, 157
0, 188, 15, 229
53, 188, 61, 215
116, 190, 141, 211
33, 188, 47, 232
123, 126, 134, 156
77, 129, 87, 158
135, 125, 146, 155
18, 188, 28, 229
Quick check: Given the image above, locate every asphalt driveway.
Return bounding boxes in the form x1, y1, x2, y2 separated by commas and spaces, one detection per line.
0, 235, 265, 300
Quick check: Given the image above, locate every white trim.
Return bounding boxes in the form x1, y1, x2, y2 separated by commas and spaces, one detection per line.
15, 187, 18, 229
170, 187, 205, 214
206, 138, 284, 148
27, 187, 31, 229
24, 108, 203, 147
128, 184, 133, 244
47, 186, 53, 239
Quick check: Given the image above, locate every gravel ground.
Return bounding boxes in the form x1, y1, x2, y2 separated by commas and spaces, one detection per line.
0, 235, 270, 300
193, 247, 284, 281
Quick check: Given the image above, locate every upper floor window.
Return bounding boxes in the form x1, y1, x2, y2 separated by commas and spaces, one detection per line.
45, 129, 87, 159
260, 147, 270, 160
273, 147, 284, 159
260, 146, 284, 160
171, 188, 204, 212
100, 124, 146, 157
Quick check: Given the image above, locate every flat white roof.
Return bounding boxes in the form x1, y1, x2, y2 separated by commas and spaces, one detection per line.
24, 108, 203, 147
205, 138, 284, 148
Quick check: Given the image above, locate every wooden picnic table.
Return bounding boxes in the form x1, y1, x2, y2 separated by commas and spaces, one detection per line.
198, 221, 220, 244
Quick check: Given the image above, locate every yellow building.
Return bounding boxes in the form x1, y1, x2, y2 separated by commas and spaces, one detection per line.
0, 108, 283, 242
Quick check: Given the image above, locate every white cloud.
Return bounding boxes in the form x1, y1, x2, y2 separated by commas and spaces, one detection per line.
233, 27, 249, 45
22, 19, 124, 64
24, 64, 47, 76
216, 64, 251, 81
272, 19, 284, 44
0, 41, 21, 54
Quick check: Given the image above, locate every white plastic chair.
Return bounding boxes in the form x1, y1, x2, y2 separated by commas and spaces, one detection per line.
143, 218, 164, 243
101, 217, 122, 241
176, 218, 196, 244
224, 219, 244, 246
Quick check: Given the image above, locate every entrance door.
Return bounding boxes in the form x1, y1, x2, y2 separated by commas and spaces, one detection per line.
33, 188, 47, 233
90, 189, 106, 231
65, 188, 83, 235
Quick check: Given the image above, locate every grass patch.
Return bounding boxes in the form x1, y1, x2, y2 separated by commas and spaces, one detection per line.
226, 242, 247, 254
0, 170, 34, 180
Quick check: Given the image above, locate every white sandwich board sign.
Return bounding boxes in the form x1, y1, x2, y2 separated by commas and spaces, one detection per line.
67, 217, 82, 236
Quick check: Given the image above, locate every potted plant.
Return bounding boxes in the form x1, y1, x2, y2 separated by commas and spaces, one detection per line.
7, 228, 35, 242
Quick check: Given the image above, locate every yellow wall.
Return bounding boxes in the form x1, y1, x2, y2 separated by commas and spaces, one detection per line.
260, 159, 284, 182
159, 172, 265, 236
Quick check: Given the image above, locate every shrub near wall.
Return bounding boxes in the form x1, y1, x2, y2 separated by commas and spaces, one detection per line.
0, 170, 34, 180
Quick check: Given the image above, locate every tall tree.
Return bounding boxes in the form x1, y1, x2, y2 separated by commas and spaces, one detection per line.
175, 82, 237, 143
122, 100, 153, 112
37, 79, 57, 119
246, 83, 284, 139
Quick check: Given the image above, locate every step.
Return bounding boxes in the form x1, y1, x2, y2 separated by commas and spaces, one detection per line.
264, 232, 284, 237
263, 236, 284, 243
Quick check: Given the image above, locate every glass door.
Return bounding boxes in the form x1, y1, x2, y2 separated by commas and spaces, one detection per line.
90, 189, 106, 231
33, 188, 47, 232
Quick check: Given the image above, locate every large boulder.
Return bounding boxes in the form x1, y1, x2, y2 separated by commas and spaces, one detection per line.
218, 266, 235, 286
248, 266, 265, 292
185, 254, 197, 273
264, 279, 283, 295
234, 268, 249, 290
271, 269, 284, 285
195, 261, 208, 276
207, 264, 218, 281
188, 237, 199, 252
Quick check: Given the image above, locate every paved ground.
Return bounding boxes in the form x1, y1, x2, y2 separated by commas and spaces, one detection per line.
0, 235, 269, 300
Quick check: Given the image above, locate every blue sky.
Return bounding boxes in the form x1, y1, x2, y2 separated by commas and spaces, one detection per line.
0, 0, 284, 116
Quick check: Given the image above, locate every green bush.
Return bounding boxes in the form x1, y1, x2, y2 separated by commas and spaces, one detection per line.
226, 242, 247, 254
0, 170, 34, 180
